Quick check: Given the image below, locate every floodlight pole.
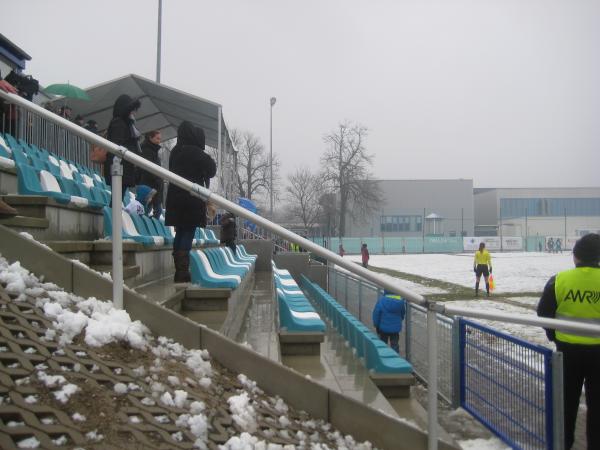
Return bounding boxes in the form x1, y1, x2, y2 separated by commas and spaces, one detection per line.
269, 97, 276, 219
156, 0, 163, 83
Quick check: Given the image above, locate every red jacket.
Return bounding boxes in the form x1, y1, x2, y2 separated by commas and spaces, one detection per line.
361, 247, 370, 263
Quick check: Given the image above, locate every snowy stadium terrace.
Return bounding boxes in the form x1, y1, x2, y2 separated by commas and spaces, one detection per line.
1, 43, 599, 450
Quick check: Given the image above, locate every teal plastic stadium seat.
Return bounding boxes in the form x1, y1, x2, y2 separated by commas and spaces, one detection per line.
277, 296, 325, 332
189, 250, 239, 288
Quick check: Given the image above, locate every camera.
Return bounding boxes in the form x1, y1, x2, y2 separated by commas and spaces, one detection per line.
5, 71, 39, 101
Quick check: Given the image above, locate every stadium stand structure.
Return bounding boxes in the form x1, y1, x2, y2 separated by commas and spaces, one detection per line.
0, 88, 460, 449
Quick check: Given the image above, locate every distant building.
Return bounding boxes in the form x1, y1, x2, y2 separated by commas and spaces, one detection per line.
344, 179, 474, 238
474, 187, 600, 238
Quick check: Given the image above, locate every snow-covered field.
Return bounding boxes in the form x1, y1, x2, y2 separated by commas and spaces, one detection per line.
351, 252, 573, 293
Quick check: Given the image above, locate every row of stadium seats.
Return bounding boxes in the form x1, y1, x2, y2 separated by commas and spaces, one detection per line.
1, 133, 223, 249
300, 275, 413, 374
102, 206, 220, 247
273, 263, 325, 333
190, 246, 256, 288
1, 133, 110, 208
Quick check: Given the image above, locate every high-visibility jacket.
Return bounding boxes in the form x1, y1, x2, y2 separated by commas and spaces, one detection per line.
554, 267, 600, 344
474, 250, 491, 267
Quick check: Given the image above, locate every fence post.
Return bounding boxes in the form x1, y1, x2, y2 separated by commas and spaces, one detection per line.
358, 278, 362, 321
427, 306, 439, 450
451, 318, 461, 408
111, 158, 124, 310
345, 274, 349, 308
405, 304, 412, 361
551, 351, 564, 450
458, 318, 465, 407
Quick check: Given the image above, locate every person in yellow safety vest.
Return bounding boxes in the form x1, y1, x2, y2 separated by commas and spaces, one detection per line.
537, 233, 600, 450
473, 242, 492, 297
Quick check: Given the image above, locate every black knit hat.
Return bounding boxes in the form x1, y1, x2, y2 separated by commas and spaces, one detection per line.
573, 233, 600, 264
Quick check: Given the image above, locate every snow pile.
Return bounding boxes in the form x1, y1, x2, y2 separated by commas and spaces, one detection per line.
459, 437, 511, 450
19, 232, 52, 251
228, 392, 258, 433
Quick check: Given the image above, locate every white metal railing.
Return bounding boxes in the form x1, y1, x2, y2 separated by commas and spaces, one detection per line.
2, 90, 599, 450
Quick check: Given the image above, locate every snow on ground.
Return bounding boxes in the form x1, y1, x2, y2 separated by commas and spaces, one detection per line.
350, 252, 572, 293
505, 296, 539, 307
335, 263, 447, 295
459, 437, 511, 450
447, 300, 553, 348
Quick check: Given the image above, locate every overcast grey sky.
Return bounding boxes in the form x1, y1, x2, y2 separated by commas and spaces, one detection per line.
3, 0, 599, 188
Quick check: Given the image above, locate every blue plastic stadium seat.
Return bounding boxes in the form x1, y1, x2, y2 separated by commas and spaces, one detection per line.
102, 206, 156, 246
189, 250, 240, 288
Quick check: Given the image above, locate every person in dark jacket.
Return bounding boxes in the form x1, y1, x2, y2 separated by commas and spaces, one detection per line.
165, 121, 217, 283
219, 212, 237, 253
104, 94, 142, 189
139, 130, 163, 218
537, 233, 600, 450
372, 290, 406, 353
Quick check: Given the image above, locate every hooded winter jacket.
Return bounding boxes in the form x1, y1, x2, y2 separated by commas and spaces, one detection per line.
139, 138, 162, 190
165, 121, 217, 228
372, 294, 406, 334
104, 94, 142, 187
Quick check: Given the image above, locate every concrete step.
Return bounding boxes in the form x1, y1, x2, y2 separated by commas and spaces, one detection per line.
91, 264, 140, 280
0, 214, 49, 228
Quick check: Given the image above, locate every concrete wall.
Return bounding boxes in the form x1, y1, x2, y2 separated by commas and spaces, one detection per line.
0, 167, 17, 195
307, 262, 327, 290
273, 252, 310, 282
239, 239, 273, 271
346, 179, 475, 238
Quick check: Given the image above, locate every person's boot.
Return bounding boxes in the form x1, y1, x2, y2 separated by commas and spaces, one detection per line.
180, 251, 191, 283
0, 199, 17, 219
486, 283, 490, 297
173, 251, 191, 283
475, 281, 479, 297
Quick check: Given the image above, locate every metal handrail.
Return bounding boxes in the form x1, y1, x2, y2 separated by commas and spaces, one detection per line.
2, 90, 599, 450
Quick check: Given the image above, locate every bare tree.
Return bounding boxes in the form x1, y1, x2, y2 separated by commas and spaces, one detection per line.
286, 167, 324, 231
231, 129, 279, 201
321, 121, 382, 236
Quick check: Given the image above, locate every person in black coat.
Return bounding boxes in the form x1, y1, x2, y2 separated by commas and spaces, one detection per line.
139, 130, 163, 218
165, 121, 217, 282
219, 212, 237, 253
104, 94, 142, 189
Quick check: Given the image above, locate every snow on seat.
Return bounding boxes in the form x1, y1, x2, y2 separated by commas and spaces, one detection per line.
0, 155, 15, 170
204, 248, 248, 278
219, 247, 252, 270
0, 135, 12, 157
38, 169, 88, 207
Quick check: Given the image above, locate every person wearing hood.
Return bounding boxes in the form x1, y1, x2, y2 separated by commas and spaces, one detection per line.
372, 290, 406, 353
165, 121, 217, 283
104, 94, 142, 189
139, 130, 163, 218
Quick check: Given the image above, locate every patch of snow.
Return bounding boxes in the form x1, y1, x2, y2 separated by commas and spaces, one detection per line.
17, 437, 40, 448
53, 383, 79, 403
227, 392, 257, 433
459, 437, 511, 450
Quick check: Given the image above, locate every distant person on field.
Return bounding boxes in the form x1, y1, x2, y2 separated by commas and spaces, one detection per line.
556, 238, 562, 253
537, 233, 600, 450
361, 243, 370, 268
339, 243, 345, 257
219, 212, 237, 254
473, 242, 492, 297
372, 290, 406, 353
547, 237, 554, 253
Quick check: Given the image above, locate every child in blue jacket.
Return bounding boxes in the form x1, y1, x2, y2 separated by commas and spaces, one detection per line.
372, 290, 406, 353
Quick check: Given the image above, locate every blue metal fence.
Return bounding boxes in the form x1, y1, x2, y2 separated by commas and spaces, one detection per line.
459, 319, 556, 450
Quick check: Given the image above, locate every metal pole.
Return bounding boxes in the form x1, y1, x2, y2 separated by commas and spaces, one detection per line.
461, 207, 464, 237
422, 208, 426, 253
500, 207, 503, 252
111, 159, 124, 310
525, 207, 528, 251
427, 306, 439, 450
218, 106, 222, 189
269, 97, 276, 219
564, 208, 567, 252
156, 0, 162, 83
552, 352, 564, 450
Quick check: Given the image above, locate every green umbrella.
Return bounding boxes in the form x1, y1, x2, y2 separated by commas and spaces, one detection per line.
44, 83, 90, 101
